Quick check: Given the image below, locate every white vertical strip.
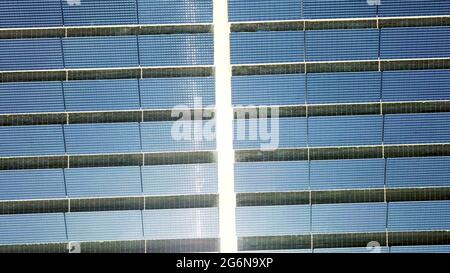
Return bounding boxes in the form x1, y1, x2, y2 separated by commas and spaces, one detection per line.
214, 0, 237, 253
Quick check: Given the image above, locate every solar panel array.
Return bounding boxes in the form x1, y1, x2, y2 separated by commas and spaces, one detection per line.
0, 0, 449, 253
230, 0, 450, 253
0, 0, 218, 253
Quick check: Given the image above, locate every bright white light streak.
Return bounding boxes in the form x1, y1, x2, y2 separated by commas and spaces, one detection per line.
214, 0, 237, 253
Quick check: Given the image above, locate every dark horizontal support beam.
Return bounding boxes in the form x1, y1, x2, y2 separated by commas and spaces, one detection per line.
381, 58, 450, 71
232, 59, 450, 76
1, 101, 449, 127
0, 156, 68, 170
387, 187, 450, 203
239, 235, 312, 251
1, 59, 448, 83
0, 231, 447, 253
0, 66, 214, 83
0, 24, 212, 40
384, 144, 450, 158
0, 151, 216, 170
1, 16, 448, 41
305, 19, 377, 30
0, 199, 68, 215
383, 101, 450, 115
0, 109, 215, 126
235, 144, 450, 162
145, 238, 219, 253
232, 63, 305, 76
0, 238, 220, 253
238, 231, 450, 251
231, 17, 450, 33
236, 187, 450, 207
144, 194, 218, 210
237, 192, 310, 206
232, 21, 305, 32
0, 194, 218, 215
233, 101, 450, 119
234, 104, 378, 119
379, 16, 450, 29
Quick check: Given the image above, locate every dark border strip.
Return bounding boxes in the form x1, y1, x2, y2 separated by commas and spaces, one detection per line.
0, 109, 212, 126
231, 17, 450, 32
0, 238, 220, 253
0, 24, 213, 39
0, 231, 447, 252
0, 151, 216, 170
1, 144, 448, 170
232, 59, 450, 76
379, 17, 450, 29
1, 16, 449, 40
0, 59, 447, 83
234, 101, 450, 119
234, 104, 380, 119
232, 21, 305, 32
235, 144, 450, 162
0, 66, 214, 83
238, 231, 450, 251
2, 101, 449, 127
0, 194, 218, 215
236, 187, 450, 207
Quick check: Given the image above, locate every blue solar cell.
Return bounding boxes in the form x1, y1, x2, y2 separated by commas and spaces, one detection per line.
0, 82, 64, 114
308, 115, 383, 147
65, 167, 142, 198
232, 74, 306, 106
236, 205, 311, 237
139, 34, 214, 67
138, 0, 212, 24
312, 203, 387, 233
141, 121, 216, 152
0, 0, 63, 28
306, 29, 379, 61
140, 77, 215, 109
231, 31, 304, 64
0, 125, 65, 157
381, 27, 450, 59
382, 70, 450, 102
66, 211, 143, 241
384, 113, 450, 145
388, 201, 450, 232
379, 0, 450, 17
310, 159, 385, 190
0, 213, 67, 245
307, 72, 381, 104
142, 208, 219, 240
387, 157, 450, 188
0, 39, 64, 71
62, 0, 137, 26
142, 164, 218, 196
228, 0, 302, 22
233, 117, 307, 150
64, 79, 140, 111
0, 169, 66, 201
64, 123, 141, 154
235, 161, 309, 193
303, 0, 377, 19
63, 36, 139, 69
